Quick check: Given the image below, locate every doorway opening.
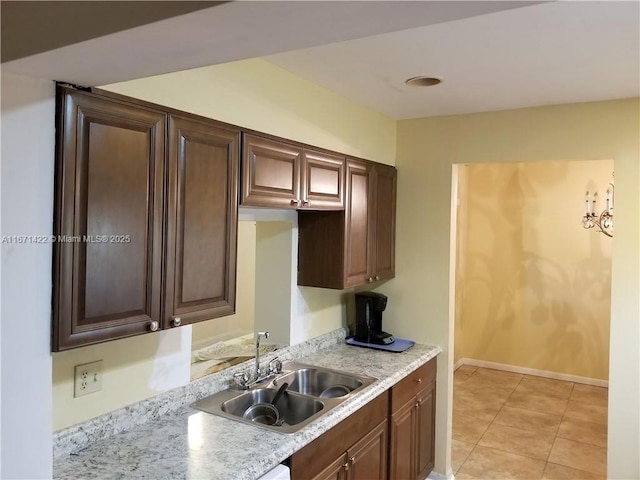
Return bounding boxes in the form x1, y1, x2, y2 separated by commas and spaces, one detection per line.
451, 159, 612, 478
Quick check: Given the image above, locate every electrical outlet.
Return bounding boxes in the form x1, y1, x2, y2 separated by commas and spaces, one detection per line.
74, 360, 103, 398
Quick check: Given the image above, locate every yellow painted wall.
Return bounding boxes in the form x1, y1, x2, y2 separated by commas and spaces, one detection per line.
103, 58, 396, 165
378, 98, 639, 477
455, 160, 612, 379
52, 58, 397, 430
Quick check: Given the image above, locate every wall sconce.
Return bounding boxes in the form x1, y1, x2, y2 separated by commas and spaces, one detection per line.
583, 175, 614, 237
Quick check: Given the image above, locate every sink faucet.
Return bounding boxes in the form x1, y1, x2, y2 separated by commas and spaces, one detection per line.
255, 331, 269, 380
233, 331, 281, 390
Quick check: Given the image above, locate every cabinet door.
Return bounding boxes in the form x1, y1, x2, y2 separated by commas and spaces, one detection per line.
301, 150, 345, 209
344, 159, 373, 287
347, 420, 388, 480
241, 134, 302, 208
416, 384, 436, 479
389, 398, 417, 480
53, 88, 165, 350
372, 163, 396, 281
311, 454, 348, 480
165, 115, 239, 328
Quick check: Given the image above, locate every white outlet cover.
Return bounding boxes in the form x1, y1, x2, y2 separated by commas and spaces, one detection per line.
74, 360, 103, 398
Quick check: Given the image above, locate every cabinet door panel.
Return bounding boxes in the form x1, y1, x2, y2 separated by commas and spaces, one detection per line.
302, 150, 345, 209
389, 399, 416, 480
53, 88, 165, 350
348, 420, 387, 480
241, 134, 302, 207
312, 455, 348, 480
344, 159, 372, 286
373, 164, 396, 280
416, 385, 436, 479
165, 115, 239, 327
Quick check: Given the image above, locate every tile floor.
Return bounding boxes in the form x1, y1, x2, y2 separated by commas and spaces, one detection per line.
453, 365, 608, 479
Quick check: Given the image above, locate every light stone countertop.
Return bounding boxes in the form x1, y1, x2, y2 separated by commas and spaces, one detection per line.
54, 333, 441, 480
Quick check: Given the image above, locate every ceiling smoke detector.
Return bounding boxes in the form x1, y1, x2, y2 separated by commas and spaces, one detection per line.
405, 76, 442, 87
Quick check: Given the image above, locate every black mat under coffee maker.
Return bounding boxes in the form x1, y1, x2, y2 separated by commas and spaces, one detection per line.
354, 292, 395, 345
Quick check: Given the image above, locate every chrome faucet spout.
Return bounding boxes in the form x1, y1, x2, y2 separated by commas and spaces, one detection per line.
255, 331, 269, 380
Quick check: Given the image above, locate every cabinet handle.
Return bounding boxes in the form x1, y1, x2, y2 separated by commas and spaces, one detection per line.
343, 461, 349, 471
367, 277, 373, 283
302, 200, 310, 207
350, 456, 355, 464
375, 275, 380, 281
171, 316, 181, 327
416, 378, 422, 384
290, 199, 301, 207
149, 321, 159, 332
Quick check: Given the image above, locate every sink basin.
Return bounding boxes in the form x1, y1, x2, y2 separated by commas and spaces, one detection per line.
221, 388, 324, 426
192, 363, 376, 434
275, 368, 363, 398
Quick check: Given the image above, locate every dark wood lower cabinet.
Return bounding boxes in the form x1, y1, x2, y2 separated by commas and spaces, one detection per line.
389, 359, 437, 480
290, 359, 437, 480
389, 397, 416, 480
312, 420, 387, 480
290, 393, 388, 480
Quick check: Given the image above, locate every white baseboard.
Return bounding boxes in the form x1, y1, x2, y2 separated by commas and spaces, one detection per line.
453, 358, 465, 371
427, 470, 455, 480
457, 358, 608, 387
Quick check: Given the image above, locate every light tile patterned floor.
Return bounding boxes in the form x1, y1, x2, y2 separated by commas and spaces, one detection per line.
453, 366, 608, 479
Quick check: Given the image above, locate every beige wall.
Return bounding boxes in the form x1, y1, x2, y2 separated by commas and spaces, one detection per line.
455, 160, 612, 380
379, 98, 639, 478
51, 58, 397, 430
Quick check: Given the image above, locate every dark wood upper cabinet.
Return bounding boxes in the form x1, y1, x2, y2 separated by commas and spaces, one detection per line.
372, 162, 397, 281
302, 149, 345, 209
344, 159, 374, 287
164, 114, 239, 329
298, 159, 397, 289
53, 88, 166, 350
241, 133, 345, 210
241, 134, 302, 208
53, 87, 240, 350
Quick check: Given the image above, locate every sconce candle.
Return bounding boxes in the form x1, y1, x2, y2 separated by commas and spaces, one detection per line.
585, 191, 590, 214
582, 176, 614, 238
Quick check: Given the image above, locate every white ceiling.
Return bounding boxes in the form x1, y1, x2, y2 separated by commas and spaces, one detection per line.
2, 1, 539, 87
266, 1, 640, 119
3, 1, 637, 120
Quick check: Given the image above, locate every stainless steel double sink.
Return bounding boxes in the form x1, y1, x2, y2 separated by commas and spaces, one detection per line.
192, 362, 377, 434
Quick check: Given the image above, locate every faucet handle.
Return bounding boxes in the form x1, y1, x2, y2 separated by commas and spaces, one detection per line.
268, 358, 282, 375
233, 371, 249, 389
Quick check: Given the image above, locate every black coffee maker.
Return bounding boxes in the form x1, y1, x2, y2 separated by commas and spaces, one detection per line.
354, 292, 395, 345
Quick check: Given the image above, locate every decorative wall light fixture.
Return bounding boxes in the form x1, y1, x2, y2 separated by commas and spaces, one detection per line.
583, 175, 614, 237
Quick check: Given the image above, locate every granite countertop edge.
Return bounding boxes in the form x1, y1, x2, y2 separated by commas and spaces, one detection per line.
53, 330, 441, 480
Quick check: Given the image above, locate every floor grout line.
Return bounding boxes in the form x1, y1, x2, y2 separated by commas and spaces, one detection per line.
453, 366, 609, 479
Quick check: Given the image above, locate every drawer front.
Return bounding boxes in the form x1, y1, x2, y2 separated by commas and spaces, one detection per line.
391, 359, 436, 413
290, 391, 389, 479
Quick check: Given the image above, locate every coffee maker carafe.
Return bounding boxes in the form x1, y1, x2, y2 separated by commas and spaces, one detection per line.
354, 292, 395, 345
